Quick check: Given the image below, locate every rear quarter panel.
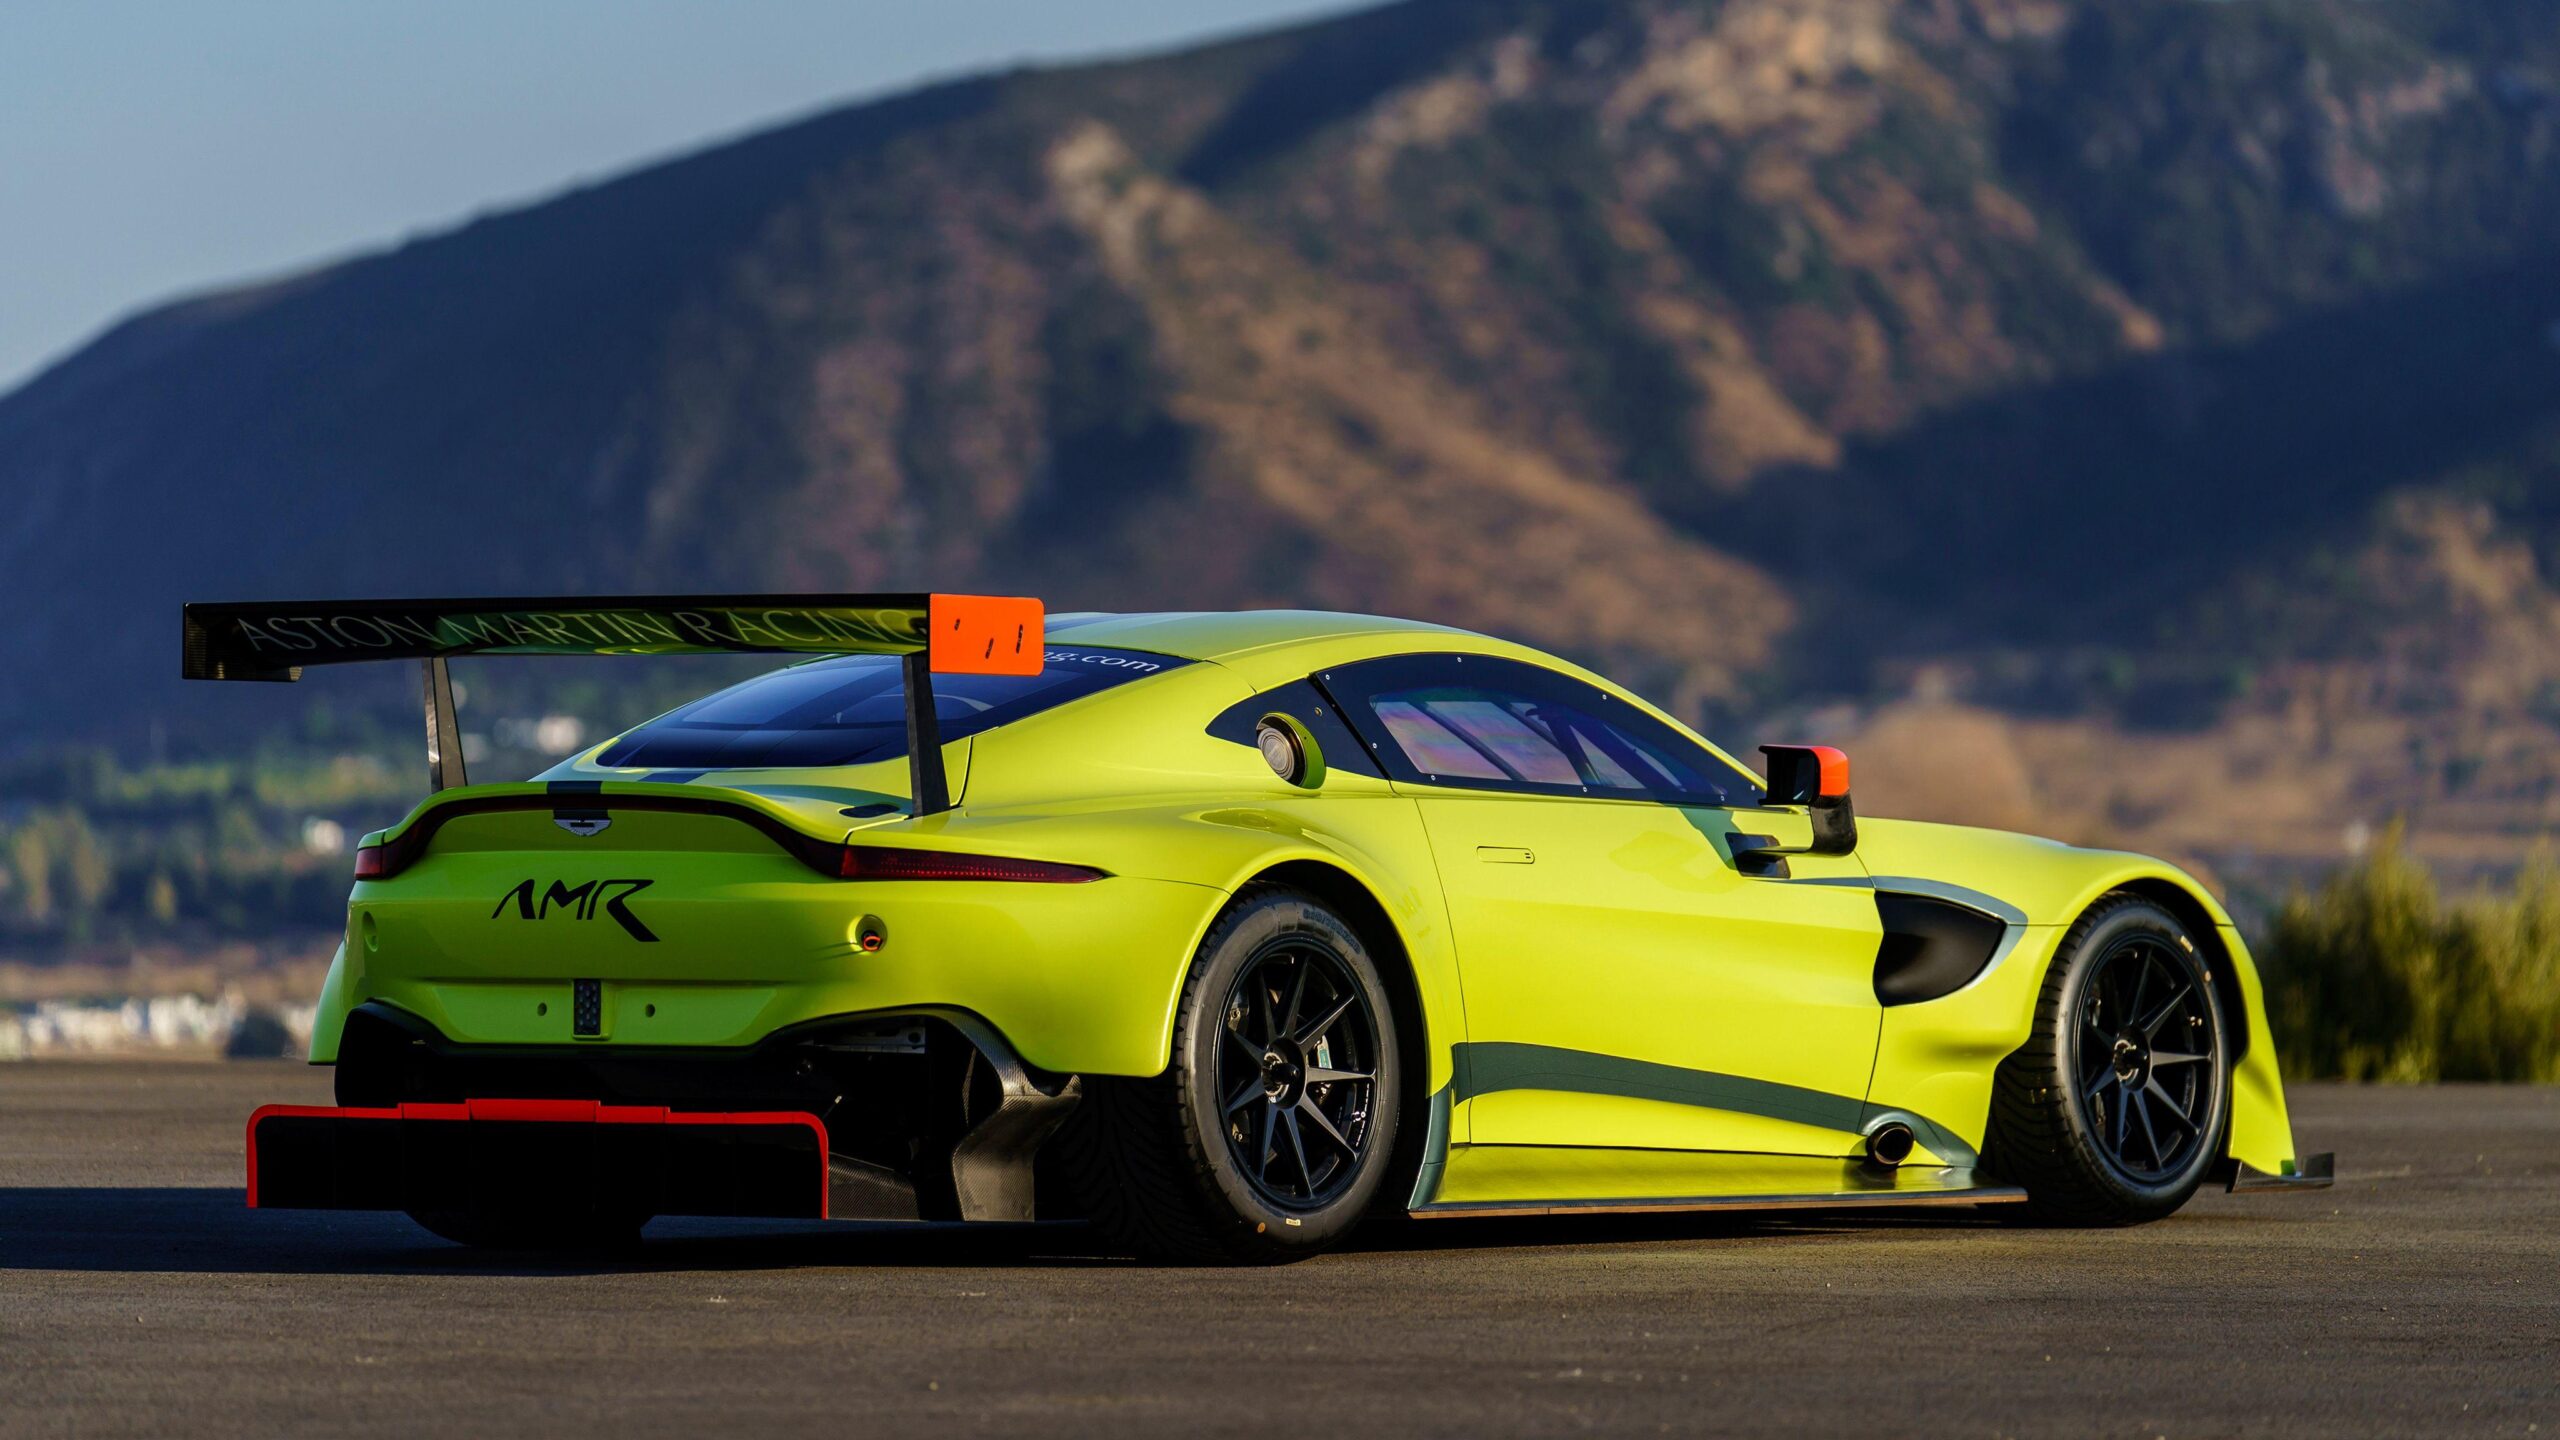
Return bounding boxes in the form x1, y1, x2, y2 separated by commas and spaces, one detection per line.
952, 657, 1465, 1092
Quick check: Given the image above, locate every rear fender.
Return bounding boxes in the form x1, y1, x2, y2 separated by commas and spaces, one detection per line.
921, 791, 1461, 1093
308, 941, 354, 1065
1193, 817, 1464, 1101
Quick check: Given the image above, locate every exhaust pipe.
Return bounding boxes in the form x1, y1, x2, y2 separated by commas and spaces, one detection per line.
1865, 1121, 1916, 1168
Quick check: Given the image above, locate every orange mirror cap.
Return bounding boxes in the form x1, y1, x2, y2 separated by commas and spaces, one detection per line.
1761, 743, 1850, 805
927, 594, 1044, 676
1808, 745, 1850, 800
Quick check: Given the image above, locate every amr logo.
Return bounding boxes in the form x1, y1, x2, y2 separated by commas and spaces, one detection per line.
491, 878, 657, 942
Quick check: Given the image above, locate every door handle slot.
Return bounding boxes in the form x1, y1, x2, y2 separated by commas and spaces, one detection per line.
1475, 846, 1536, 865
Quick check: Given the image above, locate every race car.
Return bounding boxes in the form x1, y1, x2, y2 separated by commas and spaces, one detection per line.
188, 594, 2331, 1262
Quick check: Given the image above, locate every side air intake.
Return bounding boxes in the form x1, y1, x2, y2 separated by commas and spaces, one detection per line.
1872, 892, 2008, 1006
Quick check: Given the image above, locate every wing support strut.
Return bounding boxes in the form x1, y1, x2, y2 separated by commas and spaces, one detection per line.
423, 656, 467, 792
902, 650, 950, 816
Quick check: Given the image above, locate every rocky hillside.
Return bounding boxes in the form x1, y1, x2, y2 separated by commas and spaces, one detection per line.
4, 0, 2558, 879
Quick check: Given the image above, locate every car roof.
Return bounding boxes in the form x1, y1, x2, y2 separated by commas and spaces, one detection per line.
1043, 610, 1480, 663
1039, 609, 1765, 797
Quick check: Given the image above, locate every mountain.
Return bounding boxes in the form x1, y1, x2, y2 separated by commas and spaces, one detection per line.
5, 0, 2559, 883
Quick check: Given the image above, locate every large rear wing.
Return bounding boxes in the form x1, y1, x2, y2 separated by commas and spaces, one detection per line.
181, 594, 1044, 814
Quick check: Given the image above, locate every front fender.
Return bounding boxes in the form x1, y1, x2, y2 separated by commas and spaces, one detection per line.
1853, 819, 2234, 927
2216, 923, 2297, 1175
1855, 819, 2301, 1176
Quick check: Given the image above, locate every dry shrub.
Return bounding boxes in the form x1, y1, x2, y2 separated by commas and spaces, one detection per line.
2264, 824, 2560, 1082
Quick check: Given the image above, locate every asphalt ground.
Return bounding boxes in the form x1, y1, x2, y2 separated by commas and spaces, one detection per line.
0, 1064, 2551, 1438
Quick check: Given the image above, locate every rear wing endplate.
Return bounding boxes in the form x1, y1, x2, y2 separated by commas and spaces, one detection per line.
181, 594, 1044, 815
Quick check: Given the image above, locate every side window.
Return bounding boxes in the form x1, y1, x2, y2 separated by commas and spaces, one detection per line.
1319, 654, 1754, 805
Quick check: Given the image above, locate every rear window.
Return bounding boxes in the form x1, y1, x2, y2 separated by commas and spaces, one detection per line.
593, 646, 1188, 770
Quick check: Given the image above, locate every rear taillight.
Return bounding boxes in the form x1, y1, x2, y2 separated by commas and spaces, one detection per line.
837, 845, 1105, 883
353, 845, 388, 880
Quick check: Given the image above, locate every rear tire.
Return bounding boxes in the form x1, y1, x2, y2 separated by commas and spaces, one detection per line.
1987, 894, 2231, 1225
1058, 885, 1402, 1264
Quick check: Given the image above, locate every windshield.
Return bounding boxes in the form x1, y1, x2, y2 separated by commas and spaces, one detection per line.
592, 645, 1188, 770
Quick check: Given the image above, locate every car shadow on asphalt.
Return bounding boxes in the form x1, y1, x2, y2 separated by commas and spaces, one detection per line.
0, 1186, 2020, 1277
0, 1187, 1100, 1276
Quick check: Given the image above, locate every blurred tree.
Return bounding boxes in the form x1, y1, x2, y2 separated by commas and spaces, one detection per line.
2265, 823, 2444, 1080
2265, 825, 2560, 1082
2434, 852, 2560, 1083
64, 813, 111, 914
9, 825, 52, 928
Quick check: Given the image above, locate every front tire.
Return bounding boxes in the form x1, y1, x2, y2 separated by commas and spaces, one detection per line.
1987, 894, 2230, 1225
1060, 885, 1402, 1263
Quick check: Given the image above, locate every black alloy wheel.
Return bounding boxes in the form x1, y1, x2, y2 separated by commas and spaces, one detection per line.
2072, 929, 2218, 1183
1213, 933, 1383, 1210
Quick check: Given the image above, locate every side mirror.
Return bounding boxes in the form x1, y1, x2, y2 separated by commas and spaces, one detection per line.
1729, 744, 1857, 867
1762, 744, 1856, 855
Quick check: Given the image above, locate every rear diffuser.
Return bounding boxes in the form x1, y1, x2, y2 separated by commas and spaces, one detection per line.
246, 1099, 830, 1220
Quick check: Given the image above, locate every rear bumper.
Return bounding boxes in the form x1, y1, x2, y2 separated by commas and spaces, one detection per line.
246, 1099, 830, 1219
337, 870, 1221, 1077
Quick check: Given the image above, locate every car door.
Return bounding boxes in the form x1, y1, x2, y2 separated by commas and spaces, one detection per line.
1319, 653, 1884, 1161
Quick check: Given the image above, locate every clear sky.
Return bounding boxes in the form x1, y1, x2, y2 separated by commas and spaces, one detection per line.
0, 0, 1360, 395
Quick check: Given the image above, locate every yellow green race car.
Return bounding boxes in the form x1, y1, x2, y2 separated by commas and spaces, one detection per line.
185, 594, 2330, 1262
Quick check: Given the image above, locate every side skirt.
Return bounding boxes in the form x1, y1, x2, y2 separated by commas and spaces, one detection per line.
1410, 1187, 2027, 1220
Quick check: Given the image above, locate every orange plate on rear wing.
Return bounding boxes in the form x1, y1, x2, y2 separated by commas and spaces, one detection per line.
929, 593, 1044, 676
